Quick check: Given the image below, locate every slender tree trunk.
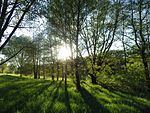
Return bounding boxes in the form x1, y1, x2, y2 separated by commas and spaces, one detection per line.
43, 59, 45, 79
43, 64, 45, 79
70, 40, 74, 77
75, 58, 80, 90
75, 0, 81, 91
121, 16, 127, 70
70, 61, 74, 76
123, 42, 127, 70
51, 64, 54, 81
62, 64, 64, 81
33, 54, 37, 79
57, 62, 59, 81
38, 61, 40, 79
20, 66, 22, 77
65, 62, 67, 84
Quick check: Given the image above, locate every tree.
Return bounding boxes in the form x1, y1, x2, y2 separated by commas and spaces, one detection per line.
0, 0, 36, 52
127, 0, 150, 88
2, 35, 33, 76
80, 0, 121, 84
47, 0, 87, 90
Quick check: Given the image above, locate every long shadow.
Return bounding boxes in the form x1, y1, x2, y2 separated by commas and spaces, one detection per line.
0, 75, 30, 82
0, 79, 50, 98
83, 82, 150, 113
112, 91, 150, 113
0, 76, 53, 113
98, 81, 150, 99
46, 81, 62, 113
65, 83, 72, 113
80, 87, 110, 113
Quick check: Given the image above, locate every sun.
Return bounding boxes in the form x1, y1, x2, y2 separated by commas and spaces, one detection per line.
58, 45, 71, 60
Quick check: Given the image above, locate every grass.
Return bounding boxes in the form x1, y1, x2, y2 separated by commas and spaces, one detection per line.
0, 74, 150, 113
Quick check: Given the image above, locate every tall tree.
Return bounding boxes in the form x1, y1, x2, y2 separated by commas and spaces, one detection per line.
0, 0, 36, 52
80, 0, 121, 84
127, 0, 150, 88
47, 0, 88, 90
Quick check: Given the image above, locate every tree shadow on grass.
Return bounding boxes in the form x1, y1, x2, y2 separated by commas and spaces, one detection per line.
0, 76, 53, 113
0, 75, 30, 83
82, 82, 150, 113
80, 87, 110, 113
46, 81, 62, 113
112, 91, 150, 113
65, 83, 72, 113
98, 81, 150, 99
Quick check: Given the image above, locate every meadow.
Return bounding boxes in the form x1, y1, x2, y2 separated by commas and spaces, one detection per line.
0, 74, 150, 113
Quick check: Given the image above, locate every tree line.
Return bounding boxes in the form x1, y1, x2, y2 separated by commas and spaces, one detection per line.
0, 0, 150, 91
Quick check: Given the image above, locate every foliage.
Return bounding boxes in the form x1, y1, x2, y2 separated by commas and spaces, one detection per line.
0, 0, 36, 51
97, 58, 148, 95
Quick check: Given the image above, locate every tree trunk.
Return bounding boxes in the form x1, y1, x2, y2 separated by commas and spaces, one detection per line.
70, 61, 74, 76
34, 68, 38, 79
141, 50, 150, 88
75, 0, 81, 91
75, 58, 80, 90
57, 62, 59, 81
91, 75, 97, 84
38, 65, 40, 79
51, 65, 54, 81
91, 55, 97, 84
20, 66, 22, 77
65, 63, 68, 84
62, 64, 64, 81
33, 53, 38, 79
33, 64, 38, 79
43, 63, 45, 79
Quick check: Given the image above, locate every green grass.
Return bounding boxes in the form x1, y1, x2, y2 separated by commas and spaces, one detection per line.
0, 75, 150, 113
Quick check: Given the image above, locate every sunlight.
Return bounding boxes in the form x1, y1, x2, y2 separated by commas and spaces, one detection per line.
58, 45, 71, 60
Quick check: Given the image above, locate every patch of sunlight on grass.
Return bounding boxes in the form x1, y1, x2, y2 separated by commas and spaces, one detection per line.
71, 103, 87, 113
98, 93, 113, 103
133, 96, 150, 106
105, 103, 140, 113
16, 110, 21, 113
0, 73, 20, 76
53, 102, 66, 113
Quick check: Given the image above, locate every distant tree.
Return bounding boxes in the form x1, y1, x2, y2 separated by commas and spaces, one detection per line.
31, 33, 45, 79
2, 35, 33, 77
0, 63, 7, 73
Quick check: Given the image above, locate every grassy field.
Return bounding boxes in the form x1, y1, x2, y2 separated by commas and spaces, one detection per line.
0, 74, 150, 113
